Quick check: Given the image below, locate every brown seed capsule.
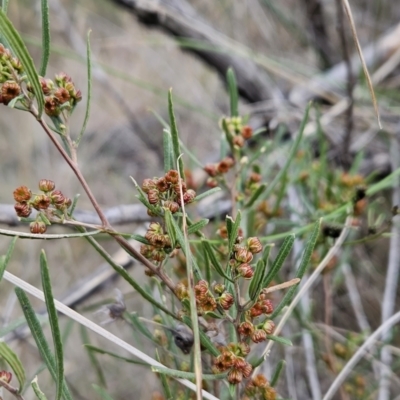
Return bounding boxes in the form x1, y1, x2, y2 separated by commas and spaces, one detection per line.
227, 368, 243, 384
217, 157, 234, 173
141, 178, 156, 193
251, 329, 267, 343
247, 237, 263, 254
260, 299, 274, 315
233, 135, 245, 148
38, 179, 55, 192
234, 246, 253, 263
241, 125, 253, 139
238, 321, 254, 337
165, 169, 179, 184
183, 189, 196, 204
44, 96, 60, 116
237, 263, 254, 279
14, 202, 32, 218
39, 77, 53, 95
164, 200, 179, 213
32, 194, 51, 210
219, 292, 234, 310
54, 87, 70, 104
1, 81, 20, 105
156, 177, 169, 192
262, 320, 275, 335
0, 370, 12, 384
147, 189, 159, 205
50, 190, 65, 206
13, 186, 31, 203
30, 221, 47, 234
204, 163, 218, 177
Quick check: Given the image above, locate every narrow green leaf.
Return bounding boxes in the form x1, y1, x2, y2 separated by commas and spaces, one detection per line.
68, 194, 80, 216
92, 384, 115, 400
39, 0, 50, 76
168, 89, 184, 179
227, 211, 241, 255
0, 315, 48, 338
0, 341, 25, 392
31, 376, 48, 400
187, 219, 209, 235
129, 234, 150, 245
226, 68, 238, 117
270, 220, 321, 318
80, 326, 106, 388
125, 312, 154, 341
0, 9, 44, 117
164, 209, 177, 249
0, 236, 17, 282
261, 102, 311, 202
244, 184, 267, 208
40, 250, 63, 400
201, 240, 233, 282
270, 360, 286, 387
15, 288, 73, 400
163, 129, 173, 173
248, 258, 266, 301
262, 234, 295, 289
181, 316, 219, 357
266, 335, 292, 346
155, 351, 173, 400
76, 30, 92, 145
152, 365, 226, 380
1, 0, 9, 13
84, 345, 148, 366
194, 187, 221, 202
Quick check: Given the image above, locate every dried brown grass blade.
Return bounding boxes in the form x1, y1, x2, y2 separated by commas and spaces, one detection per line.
341, 0, 382, 129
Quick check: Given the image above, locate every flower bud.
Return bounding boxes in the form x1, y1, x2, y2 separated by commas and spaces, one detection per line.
204, 163, 218, 177
213, 283, 225, 294
141, 178, 156, 193
32, 194, 51, 210
147, 189, 159, 205
262, 320, 275, 335
218, 292, 234, 310
156, 177, 169, 192
247, 237, 262, 254
1, 81, 20, 104
227, 368, 243, 384
164, 200, 179, 213
233, 135, 244, 148
165, 169, 179, 184
206, 177, 218, 188
238, 321, 254, 337
39, 179, 55, 192
14, 202, 32, 217
13, 186, 31, 202
234, 246, 253, 263
0, 370, 12, 384
241, 125, 253, 139
44, 96, 60, 116
30, 221, 47, 234
260, 299, 274, 314
183, 189, 196, 204
50, 190, 65, 205
217, 157, 234, 173
251, 329, 267, 343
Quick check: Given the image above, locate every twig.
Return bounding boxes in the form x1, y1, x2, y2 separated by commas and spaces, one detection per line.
378, 127, 400, 400
0, 379, 25, 400
253, 215, 352, 374
322, 310, 400, 400
2, 270, 218, 400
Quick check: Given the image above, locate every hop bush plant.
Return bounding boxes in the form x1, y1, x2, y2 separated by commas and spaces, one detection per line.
0, 3, 399, 400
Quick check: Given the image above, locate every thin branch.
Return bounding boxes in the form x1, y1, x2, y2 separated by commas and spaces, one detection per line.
2, 270, 218, 400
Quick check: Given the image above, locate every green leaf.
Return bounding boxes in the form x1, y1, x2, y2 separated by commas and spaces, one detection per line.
163, 129, 174, 173
40, 250, 64, 400
84, 345, 148, 366
266, 335, 292, 346
244, 184, 267, 208
80, 326, 106, 388
226, 68, 238, 117
181, 316, 219, 357
1, 0, 10, 13
227, 211, 241, 255
168, 89, 184, 179
68, 194, 80, 216
125, 312, 154, 341
0, 315, 48, 338
0, 341, 26, 392
201, 240, 233, 282
0, 9, 45, 117
187, 219, 209, 235
76, 30, 92, 145
193, 187, 221, 202
31, 376, 48, 400
260, 102, 311, 202
155, 351, 173, 400
248, 258, 267, 301
270, 360, 286, 387
39, 0, 50, 76
262, 234, 295, 289
270, 219, 321, 318
132, 178, 162, 217
0, 236, 17, 282
92, 384, 115, 400
15, 288, 73, 400
164, 208, 177, 249
129, 234, 150, 245
152, 365, 226, 380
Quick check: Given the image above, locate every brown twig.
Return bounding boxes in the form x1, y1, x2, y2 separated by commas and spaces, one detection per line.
0, 379, 25, 400
335, 0, 355, 168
